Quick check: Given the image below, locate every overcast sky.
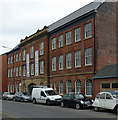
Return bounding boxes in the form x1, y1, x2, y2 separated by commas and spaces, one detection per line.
0, 0, 96, 55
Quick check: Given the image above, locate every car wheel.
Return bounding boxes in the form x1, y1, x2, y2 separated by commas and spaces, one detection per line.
94, 107, 99, 112
46, 100, 50, 105
76, 103, 80, 110
61, 102, 64, 107
33, 99, 36, 104
21, 98, 24, 102
13, 98, 16, 101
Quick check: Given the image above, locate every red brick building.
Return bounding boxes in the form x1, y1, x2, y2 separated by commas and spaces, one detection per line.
0, 54, 7, 93
48, 2, 117, 97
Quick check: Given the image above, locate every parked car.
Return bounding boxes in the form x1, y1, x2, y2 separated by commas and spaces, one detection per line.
7, 92, 15, 100
31, 87, 62, 105
13, 92, 31, 102
2, 92, 9, 100
60, 92, 93, 110
92, 91, 118, 112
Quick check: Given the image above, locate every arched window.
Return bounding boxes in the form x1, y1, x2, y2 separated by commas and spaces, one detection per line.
59, 80, 63, 95
16, 83, 18, 92
75, 79, 81, 93
66, 80, 72, 93
19, 83, 21, 92
10, 84, 12, 92
85, 79, 92, 96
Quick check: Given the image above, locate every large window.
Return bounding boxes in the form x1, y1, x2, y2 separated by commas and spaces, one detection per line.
8, 57, 10, 64
75, 79, 81, 93
19, 53, 21, 61
14, 55, 15, 63
52, 38, 56, 50
52, 57, 56, 71
66, 80, 72, 93
75, 50, 81, 67
84, 22, 92, 39
59, 80, 63, 95
8, 69, 10, 77
11, 56, 12, 64
10, 84, 12, 92
30, 46, 34, 58
59, 55, 63, 70
40, 61, 44, 74
66, 53, 72, 69
16, 83, 18, 92
58, 34, 63, 47
54, 82, 56, 90
16, 67, 18, 76
85, 79, 92, 96
31, 63, 34, 75
16, 54, 18, 62
19, 83, 21, 92
13, 68, 15, 77
40, 42, 44, 55
10, 68, 12, 77
75, 27, 81, 42
66, 31, 71, 45
102, 83, 110, 88
19, 66, 21, 76
23, 65, 26, 77
23, 49, 26, 61
85, 48, 92, 66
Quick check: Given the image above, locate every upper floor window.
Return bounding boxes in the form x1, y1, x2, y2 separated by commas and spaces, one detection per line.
14, 55, 15, 63
16, 67, 18, 76
13, 68, 15, 77
31, 63, 34, 75
40, 42, 44, 55
75, 27, 81, 42
19, 66, 21, 76
8, 69, 10, 77
23, 65, 26, 77
52, 57, 56, 71
30, 46, 34, 58
19, 53, 21, 61
40, 61, 44, 74
10, 68, 12, 77
75, 50, 81, 67
66, 53, 72, 69
84, 22, 92, 39
16, 54, 18, 62
8, 57, 10, 64
59, 55, 63, 70
52, 38, 56, 50
58, 34, 63, 48
85, 48, 92, 66
23, 49, 26, 61
66, 31, 71, 45
11, 56, 12, 64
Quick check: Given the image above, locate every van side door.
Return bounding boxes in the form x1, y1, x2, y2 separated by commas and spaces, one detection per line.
40, 91, 47, 103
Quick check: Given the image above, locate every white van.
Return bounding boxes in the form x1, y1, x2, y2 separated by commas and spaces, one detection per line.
31, 87, 62, 105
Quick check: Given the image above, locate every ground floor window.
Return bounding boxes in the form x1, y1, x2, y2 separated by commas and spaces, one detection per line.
10, 84, 12, 92
16, 83, 18, 92
8, 84, 10, 92
19, 83, 21, 92
59, 80, 63, 95
75, 79, 81, 93
85, 79, 92, 96
66, 80, 72, 93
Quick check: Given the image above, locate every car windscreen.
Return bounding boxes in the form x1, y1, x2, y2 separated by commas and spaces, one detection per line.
75, 94, 84, 99
10, 93, 15, 95
45, 90, 57, 96
22, 93, 30, 96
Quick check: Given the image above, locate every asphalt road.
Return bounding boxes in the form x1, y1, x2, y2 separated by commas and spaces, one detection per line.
2, 100, 117, 119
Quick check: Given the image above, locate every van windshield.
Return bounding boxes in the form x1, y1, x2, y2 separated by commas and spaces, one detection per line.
45, 90, 57, 96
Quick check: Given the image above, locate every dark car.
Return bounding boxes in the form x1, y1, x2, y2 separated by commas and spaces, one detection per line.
13, 92, 31, 102
61, 92, 93, 110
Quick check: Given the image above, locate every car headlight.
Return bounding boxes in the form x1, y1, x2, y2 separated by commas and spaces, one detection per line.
80, 100, 84, 104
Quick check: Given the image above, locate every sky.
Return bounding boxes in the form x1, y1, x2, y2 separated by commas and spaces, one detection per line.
0, 0, 97, 55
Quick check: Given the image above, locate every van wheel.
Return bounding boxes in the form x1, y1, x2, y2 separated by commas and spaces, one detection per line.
46, 100, 50, 105
94, 107, 99, 112
33, 99, 36, 104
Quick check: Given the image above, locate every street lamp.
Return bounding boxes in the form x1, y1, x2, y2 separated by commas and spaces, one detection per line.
2, 46, 15, 93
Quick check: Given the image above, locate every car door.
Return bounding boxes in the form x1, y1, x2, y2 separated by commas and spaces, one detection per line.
40, 91, 47, 103
105, 93, 114, 110
67, 94, 75, 107
99, 93, 106, 108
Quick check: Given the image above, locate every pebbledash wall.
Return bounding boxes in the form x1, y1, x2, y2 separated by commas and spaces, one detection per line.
6, 1, 118, 97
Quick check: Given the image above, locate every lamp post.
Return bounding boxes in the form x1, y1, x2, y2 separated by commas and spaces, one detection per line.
2, 46, 15, 93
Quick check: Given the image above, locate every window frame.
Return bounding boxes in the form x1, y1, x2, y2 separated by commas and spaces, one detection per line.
52, 38, 56, 50
75, 27, 81, 42
59, 55, 63, 70
75, 50, 81, 68
85, 48, 92, 66
40, 61, 44, 74
66, 31, 71, 45
52, 57, 56, 71
58, 34, 63, 48
85, 79, 92, 97
66, 53, 72, 69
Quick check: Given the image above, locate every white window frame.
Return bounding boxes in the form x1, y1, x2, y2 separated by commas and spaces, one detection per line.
30, 46, 34, 58
52, 38, 56, 50
85, 48, 92, 66
40, 42, 44, 55
85, 79, 92, 97
75, 50, 81, 68
31, 63, 34, 75
40, 61, 44, 74
10, 84, 12, 92
19, 66, 21, 76
84, 22, 92, 39
8, 57, 10, 64
75, 27, 81, 42
59, 55, 63, 70
19, 53, 21, 61
8, 69, 10, 77
54, 82, 56, 90
16, 67, 18, 76
58, 34, 63, 48
19, 83, 21, 92
66, 80, 72, 93
52, 57, 56, 71
10, 68, 12, 77
59, 80, 63, 95
66, 53, 72, 69
23, 49, 26, 61
16, 54, 18, 62
75, 79, 81, 93
23, 65, 26, 77
66, 31, 71, 45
